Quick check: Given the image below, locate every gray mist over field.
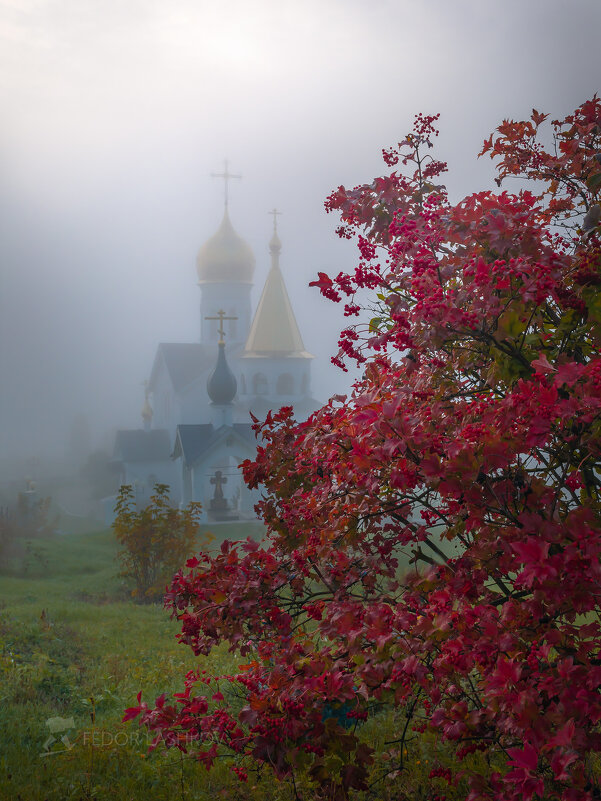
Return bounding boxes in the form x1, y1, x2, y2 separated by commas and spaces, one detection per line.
1, 0, 600, 476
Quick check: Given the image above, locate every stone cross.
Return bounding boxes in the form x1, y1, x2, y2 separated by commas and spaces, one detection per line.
210, 470, 227, 501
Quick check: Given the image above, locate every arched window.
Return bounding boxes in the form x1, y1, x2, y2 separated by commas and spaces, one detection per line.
301, 373, 309, 394
276, 373, 294, 395
253, 373, 268, 395
240, 374, 247, 394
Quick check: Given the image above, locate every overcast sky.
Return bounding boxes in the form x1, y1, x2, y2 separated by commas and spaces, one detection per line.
1, 0, 600, 467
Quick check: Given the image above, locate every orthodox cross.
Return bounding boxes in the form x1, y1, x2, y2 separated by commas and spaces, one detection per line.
205, 309, 238, 344
211, 159, 241, 207
210, 470, 227, 501
269, 207, 282, 233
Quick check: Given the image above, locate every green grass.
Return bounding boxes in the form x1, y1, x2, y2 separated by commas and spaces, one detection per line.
0, 520, 292, 801
0, 520, 466, 801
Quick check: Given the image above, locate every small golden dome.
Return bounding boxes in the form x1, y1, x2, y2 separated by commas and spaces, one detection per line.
197, 209, 255, 284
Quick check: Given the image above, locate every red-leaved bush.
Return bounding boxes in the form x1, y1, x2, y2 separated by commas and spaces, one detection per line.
126, 98, 601, 800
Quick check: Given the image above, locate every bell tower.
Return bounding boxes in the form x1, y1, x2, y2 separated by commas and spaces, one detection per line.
196, 162, 254, 349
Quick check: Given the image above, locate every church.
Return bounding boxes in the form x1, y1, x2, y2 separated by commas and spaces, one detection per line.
107, 168, 320, 523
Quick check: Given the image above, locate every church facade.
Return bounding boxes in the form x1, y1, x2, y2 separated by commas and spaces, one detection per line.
108, 191, 319, 524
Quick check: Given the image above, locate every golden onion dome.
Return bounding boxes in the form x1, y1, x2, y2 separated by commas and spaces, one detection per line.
196, 209, 255, 284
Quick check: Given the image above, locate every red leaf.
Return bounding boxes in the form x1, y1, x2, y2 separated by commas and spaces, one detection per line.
530, 353, 555, 374
122, 706, 142, 722
507, 742, 538, 772
545, 719, 576, 750
309, 272, 333, 291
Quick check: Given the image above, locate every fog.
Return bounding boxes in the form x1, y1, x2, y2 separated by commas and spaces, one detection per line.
1, 0, 600, 474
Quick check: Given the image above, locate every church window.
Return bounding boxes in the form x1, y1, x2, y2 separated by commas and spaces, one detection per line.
276, 373, 294, 395
253, 373, 268, 395
301, 373, 309, 394
240, 374, 247, 394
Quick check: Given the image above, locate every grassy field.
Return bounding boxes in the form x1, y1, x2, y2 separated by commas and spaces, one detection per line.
0, 520, 296, 801
0, 519, 461, 801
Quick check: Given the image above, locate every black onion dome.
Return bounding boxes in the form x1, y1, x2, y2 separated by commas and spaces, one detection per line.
207, 343, 237, 404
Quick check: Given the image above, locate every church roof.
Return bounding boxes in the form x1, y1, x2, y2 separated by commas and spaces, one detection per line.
196, 209, 255, 284
113, 429, 172, 463
173, 423, 256, 466
172, 424, 214, 464
149, 343, 208, 393
243, 229, 313, 358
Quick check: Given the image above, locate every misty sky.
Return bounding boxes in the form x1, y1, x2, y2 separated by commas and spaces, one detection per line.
1, 0, 600, 466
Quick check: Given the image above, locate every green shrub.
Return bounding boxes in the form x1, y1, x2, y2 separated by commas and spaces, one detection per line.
113, 484, 210, 602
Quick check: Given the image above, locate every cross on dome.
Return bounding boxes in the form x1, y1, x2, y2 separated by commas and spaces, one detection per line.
206, 309, 238, 344
211, 159, 242, 207
269, 207, 282, 233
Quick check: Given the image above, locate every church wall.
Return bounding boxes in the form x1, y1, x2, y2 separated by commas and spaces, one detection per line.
175, 351, 311, 429
239, 356, 312, 402
154, 389, 181, 441
179, 378, 213, 426
240, 480, 261, 522
150, 358, 181, 439
186, 441, 258, 523
182, 465, 193, 506
121, 458, 180, 501
103, 459, 181, 524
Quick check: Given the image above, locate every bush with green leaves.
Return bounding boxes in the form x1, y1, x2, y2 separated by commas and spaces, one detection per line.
113, 484, 205, 602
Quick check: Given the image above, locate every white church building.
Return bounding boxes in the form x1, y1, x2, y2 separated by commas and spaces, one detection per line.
107, 176, 320, 523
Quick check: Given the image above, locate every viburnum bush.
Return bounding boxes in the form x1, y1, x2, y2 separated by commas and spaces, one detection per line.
114, 484, 204, 602
126, 98, 601, 800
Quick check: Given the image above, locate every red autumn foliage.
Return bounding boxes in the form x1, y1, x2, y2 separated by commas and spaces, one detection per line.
126, 99, 601, 800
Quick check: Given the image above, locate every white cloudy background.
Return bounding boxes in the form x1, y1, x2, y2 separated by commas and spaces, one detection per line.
1, 0, 600, 466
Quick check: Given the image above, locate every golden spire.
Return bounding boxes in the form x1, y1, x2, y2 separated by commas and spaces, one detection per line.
268, 208, 282, 265
242, 214, 312, 358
